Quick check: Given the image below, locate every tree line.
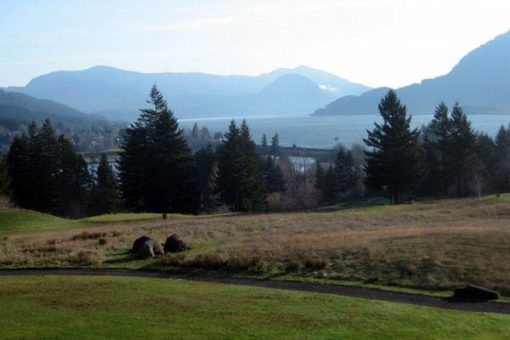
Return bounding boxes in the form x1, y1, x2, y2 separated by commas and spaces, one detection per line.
4, 120, 118, 217
1, 86, 286, 217
360, 90, 510, 203
3, 86, 510, 217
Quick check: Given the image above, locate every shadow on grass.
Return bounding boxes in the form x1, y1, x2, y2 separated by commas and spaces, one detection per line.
103, 250, 135, 265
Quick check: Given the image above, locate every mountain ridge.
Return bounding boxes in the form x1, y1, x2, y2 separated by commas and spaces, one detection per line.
314, 30, 510, 116
6, 65, 371, 121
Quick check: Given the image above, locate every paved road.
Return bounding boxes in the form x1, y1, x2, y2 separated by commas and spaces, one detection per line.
2, 268, 510, 314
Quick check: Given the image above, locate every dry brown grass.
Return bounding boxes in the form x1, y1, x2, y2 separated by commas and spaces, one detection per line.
3, 196, 510, 292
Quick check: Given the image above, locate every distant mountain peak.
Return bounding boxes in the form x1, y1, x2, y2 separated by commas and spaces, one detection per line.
314, 30, 510, 116
6, 65, 371, 121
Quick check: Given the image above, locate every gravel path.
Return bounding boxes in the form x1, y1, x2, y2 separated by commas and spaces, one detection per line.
2, 268, 510, 314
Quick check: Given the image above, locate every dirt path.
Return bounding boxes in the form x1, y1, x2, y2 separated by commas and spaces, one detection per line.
2, 268, 510, 314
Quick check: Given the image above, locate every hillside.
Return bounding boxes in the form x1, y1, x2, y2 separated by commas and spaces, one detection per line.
7, 66, 370, 121
3, 195, 510, 295
0, 89, 121, 153
0, 89, 109, 126
0, 209, 75, 234
314, 30, 510, 116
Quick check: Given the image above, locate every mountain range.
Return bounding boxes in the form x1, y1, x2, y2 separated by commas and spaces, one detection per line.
314, 30, 510, 116
7, 65, 370, 121
4, 30, 510, 121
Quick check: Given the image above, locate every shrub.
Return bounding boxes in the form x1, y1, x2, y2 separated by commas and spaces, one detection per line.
304, 257, 328, 270
285, 259, 302, 271
68, 250, 99, 265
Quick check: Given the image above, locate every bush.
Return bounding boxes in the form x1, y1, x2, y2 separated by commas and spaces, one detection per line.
285, 259, 302, 271
68, 250, 99, 265
304, 257, 328, 270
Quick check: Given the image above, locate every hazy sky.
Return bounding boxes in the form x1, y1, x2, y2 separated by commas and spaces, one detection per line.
1, 0, 509, 88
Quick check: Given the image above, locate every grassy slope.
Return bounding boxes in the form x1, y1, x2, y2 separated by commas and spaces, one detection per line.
81, 212, 165, 223
0, 209, 77, 234
0, 275, 509, 339
4, 195, 510, 295
0, 208, 207, 234
0, 209, 184, 234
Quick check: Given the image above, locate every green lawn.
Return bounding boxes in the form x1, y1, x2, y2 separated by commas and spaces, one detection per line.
81, 212, 164, 223
0, 209, 77, 234
0, 209, 201, 235
0, 275, 509, 339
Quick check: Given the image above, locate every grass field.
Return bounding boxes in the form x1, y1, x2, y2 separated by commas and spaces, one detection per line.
0, 275, 509, 339
3, 195, 510, 294
0, 209, 77, 234
81, 212, 163, 223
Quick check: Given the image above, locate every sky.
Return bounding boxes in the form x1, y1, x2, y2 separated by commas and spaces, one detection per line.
1, 0, 509, 88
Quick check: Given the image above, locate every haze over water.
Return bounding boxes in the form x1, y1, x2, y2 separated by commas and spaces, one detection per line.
179, 114, 510, 149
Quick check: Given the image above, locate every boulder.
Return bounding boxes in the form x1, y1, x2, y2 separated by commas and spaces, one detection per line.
164, 234, 188, 253
153, 241, 164, 255
132, 235, 153, 253
453, 284, 500, 301
136, 240, 155, 259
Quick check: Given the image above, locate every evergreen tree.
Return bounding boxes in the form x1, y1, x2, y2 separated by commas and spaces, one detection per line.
90, 154, 119, 215
475, 133, 497, 193
421, 102, 451, 196
0, 154, 8, 196
494, 125, 510, 192
56, 135, 91, 217
364, 90, 423, 204
335, 148, 356, 197
33, 120, 61, 212
315, 160, 325, 191
261, 156, 286, 193
448, 103, 478, 196
270, 133, 281, 158
194, 145, 217, 212
6, 120, 91, 217
119, 85, 199, 214
6, 136, 31, 208
261, 134, 268, 148
192, 123, 200, 139
216, 120, 267, 212
322, 165, 338, 203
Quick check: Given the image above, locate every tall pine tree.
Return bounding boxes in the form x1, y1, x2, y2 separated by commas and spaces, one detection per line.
194, 145, 217, 212
422, 102, 451, 196
90, 154, 119, 215
364, 90, 423, 204
118, 85, 199, 214
261, 156, 286, 193
335, 147, 356, 197
7, 120, 91, 217
448, 103, 478, 196
0, 154, 8, 197
216, 120, 267, 212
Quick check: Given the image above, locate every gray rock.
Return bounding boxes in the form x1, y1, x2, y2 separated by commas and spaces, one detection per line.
153, 241, 164, 255
136, 240, 155, 259
453, 284, 500, 300
164, 234, 188, 253
132, 235, 153, 253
